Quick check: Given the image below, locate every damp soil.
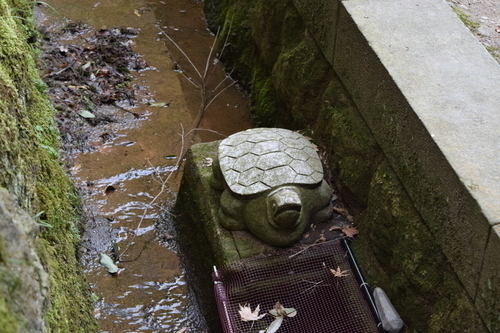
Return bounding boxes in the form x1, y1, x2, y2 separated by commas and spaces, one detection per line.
36, 0, 253, 332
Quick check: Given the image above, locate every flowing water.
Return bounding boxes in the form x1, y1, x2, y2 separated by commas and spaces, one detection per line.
36, 1, 253, 331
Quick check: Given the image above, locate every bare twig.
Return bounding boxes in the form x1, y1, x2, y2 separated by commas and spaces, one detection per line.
118, 125, 186, 260
158, 26, 202, 80
120, 22, 235, 260
288, 238, 347, 259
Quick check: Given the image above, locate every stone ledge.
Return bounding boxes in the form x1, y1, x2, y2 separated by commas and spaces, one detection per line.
293, 0, 499, 329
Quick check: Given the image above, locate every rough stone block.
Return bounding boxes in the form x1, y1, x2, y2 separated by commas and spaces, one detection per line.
290, 0, 340, 63
175, 141, 278, 265
175, 142, 276, 330
335, 0, 496, 298
357, 161, 487, 332
0, 189, 49, 333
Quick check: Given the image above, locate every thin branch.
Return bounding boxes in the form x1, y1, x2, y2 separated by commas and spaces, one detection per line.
158, 26, 203, 80
203, 27, 220, 82
204, 80, 237, 111
119, 125, 185, 260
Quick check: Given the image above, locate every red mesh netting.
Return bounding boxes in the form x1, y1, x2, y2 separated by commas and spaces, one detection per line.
213, 240, 380, 333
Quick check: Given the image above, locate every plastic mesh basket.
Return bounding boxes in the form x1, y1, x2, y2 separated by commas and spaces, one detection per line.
213, 240, 380, 333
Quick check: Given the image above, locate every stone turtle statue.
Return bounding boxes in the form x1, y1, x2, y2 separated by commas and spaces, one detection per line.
211, 128, 334, 246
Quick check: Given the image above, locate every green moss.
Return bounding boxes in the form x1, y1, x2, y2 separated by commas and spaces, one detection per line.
354, 160, 487, 332
0, 0, 98, 331
452, 6, 480, 33
249, 70, 280, 126
206, 0, 283, 126
272, 33, 331, 127
315, 79, 382, 210
0, 298, 18, 333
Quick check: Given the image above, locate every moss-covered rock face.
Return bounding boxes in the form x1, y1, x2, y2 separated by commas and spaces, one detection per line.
356, 161, 486, 332
0, 0, 98, 331
0, 189, 48, 333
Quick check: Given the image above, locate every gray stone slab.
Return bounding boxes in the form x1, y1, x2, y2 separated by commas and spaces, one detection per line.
334, 0, 498, 298
340, 0, 500, 225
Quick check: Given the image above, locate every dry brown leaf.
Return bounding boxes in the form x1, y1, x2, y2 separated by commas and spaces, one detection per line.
330, 266, 349, 277
238, 303, 266, 322
342, 226, 359, 238
332, 206, 349, 215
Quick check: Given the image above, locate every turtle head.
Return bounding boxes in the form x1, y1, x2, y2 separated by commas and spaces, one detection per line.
267, 187, 302, 229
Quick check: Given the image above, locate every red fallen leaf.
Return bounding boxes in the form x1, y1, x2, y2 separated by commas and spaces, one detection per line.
342, 226, 359, 238
329, 225, 359, 238
332, 206, 349, 215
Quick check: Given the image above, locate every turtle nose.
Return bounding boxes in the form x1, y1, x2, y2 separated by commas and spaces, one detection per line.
268, 188, 302, 229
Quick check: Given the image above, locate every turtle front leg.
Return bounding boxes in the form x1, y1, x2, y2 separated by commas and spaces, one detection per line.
217, 190, 246, 230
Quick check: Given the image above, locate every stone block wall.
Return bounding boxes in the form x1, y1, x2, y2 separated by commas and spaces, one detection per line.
204, 0, 500, 331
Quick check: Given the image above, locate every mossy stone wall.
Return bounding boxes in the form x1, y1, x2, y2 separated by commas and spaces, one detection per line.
0, 1, 98, 332
204, 0, 494, 331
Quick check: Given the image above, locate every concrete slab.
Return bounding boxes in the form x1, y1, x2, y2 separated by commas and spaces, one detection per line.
340, 0, 500, 225
334, 0, 498, 298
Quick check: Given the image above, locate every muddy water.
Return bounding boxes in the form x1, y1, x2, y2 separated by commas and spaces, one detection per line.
37, 0, 252, 332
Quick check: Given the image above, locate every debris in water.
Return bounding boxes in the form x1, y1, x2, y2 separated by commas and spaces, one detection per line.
99, 253, 119, 274
148, 101, 170, 107
79, 110, 96, 119
104, 185, 116, 194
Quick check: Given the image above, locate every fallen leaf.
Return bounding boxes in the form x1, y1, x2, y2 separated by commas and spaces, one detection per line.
148, 102, 170, 107
496, 26, 500, 33
164, 155, 178, 160
330, 266, 349, 278
99, 253, 119, 274
78, 110, 96, 119
70, 163, 82, 173
261, 316, 284, 333
202, 157, 213, 167
329, 225, 342, 232
176, 328, 187, 333
133, 9, 141, 16
269, 301, 297, 318
329, 225, 359, 238
332, 206, 349, 215
238, 303, 266, 322
341, 226, 359, 238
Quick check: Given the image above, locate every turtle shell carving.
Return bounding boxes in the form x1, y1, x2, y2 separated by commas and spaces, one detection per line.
211, 128, 334, 247
218, 128, 324, 195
